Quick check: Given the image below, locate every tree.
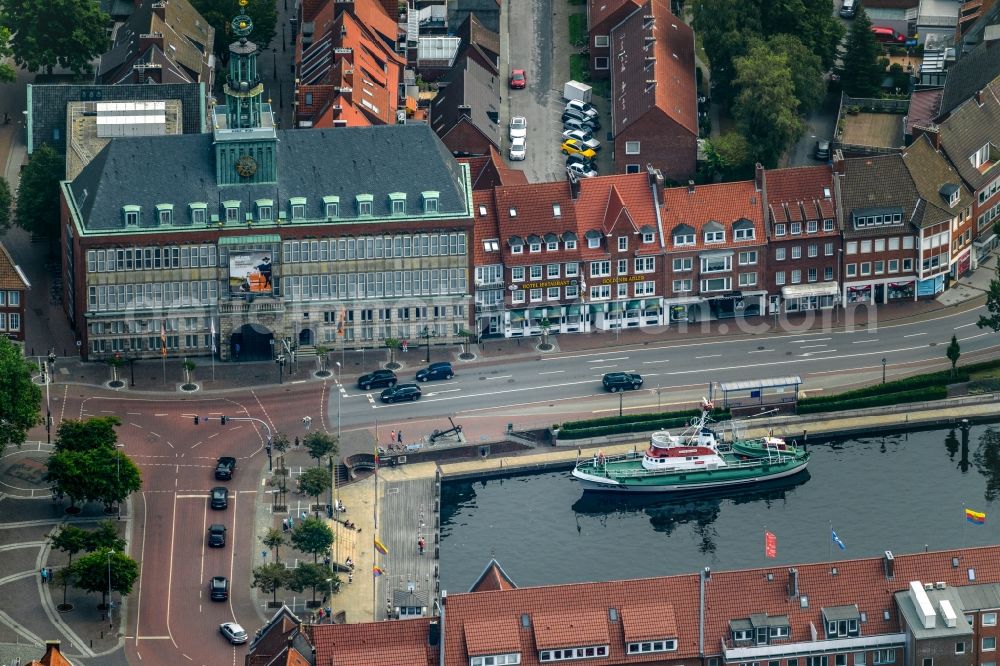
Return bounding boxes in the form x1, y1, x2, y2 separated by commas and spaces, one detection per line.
946, 334, 961, 380
290, 516, 334, 564
0, 0, 111, 75
691, 0, 762, 109
767, 35, 826, 115
760, 0, 844, 71
298, 466, 331, 515
0, 27, 15, 83
271, 432, 290, 456
89, 449, 142, 512
54, 417, 120, 452
69, 548, 139, 609
456, 327, 476, 356
192, 0, 278, 61
262, 527, 285, 563
292, 562, 334, 605
303, 431, 338, 467
839, 8, 884, 98
46, 449, 92, 509
182, 360, 196, 385
733, 44, 804, 167
0, 178, 12, 230
977, 258, 1000, 333
49, 525, 90, 569
251, 562, 289, 605
314, 345, 329, 371
701, 131, 754, 182
385, 337, 401, 366
0, 337, 42, 458
86, 520, 127, 552
15, 144, 65, 240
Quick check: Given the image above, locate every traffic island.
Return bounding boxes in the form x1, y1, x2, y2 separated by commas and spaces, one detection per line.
179, 382, 200, 392
105, 380, 125, 390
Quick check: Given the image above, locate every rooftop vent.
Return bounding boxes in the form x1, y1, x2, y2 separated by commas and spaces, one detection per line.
939, 599, 958, 628
935, 582, 947, 590
884, 550, 895, 579
924, 583, 935, 591
910, 581, 936, 629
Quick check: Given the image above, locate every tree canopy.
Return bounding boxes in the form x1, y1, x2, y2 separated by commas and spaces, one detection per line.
0, 0, 111, 75
840, 9, 884, 98
977, 257, 1000, 333
291, 562, 334, 603
191, 0, 278, 61
299, 466, 331, 510
767, 34, 826, 115
90, 450, 142, 511
303, 431, 338, 465
733, 44, 804, 167
290, 516, 334, 563
54, 417, 121, 452
49, 525, 90, 567
15, 144, 65, 240
0, 337, 42, 458
0, 178, 12, 230
251, 562, 289, 604
70, 548, 139, 607
0, 27, 15, 83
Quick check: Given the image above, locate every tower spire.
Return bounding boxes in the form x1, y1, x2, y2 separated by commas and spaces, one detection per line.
223, 0, 264, 130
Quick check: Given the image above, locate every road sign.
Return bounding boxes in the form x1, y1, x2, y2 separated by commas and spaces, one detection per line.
905, 39, 917, 47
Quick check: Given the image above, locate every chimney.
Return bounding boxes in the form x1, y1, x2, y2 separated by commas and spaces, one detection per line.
755, 162, 765, 191
43, 641, 63, 662
428, 619, 441, 646
976, 90, 984, 106
152, 2, 166, 20
458, 104, 472, 119
646, 164, 663, 187
884, 550, 895, 579
687, 180, 695, 194
570, 172, 582, 200
788, 568, 799, 598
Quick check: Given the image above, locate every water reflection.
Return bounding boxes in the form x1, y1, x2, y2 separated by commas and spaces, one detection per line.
974, 426, 1000, 501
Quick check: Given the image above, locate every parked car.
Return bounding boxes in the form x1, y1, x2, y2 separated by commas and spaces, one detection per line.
207, 523, 227, 547
561, 129, 600, 151
509, 69, 526, 89
814, 139, 831, 161
561, 139, 597, 160
210, 486, 228, 510
380, 384, 422, 403
357, 369, 397, 390
565, 99, 599, 119
871, 26, 905, 43
566, 153, 595, 167
839, 0, 858, 17
562, 116, 598, 134
214, 457, 236, 480
509, 137, 526, 161
416, 362, 454, 382
509, 115, 527, 140
602, 372, 644, 392
566, 163, 598, 179
220, 622, 248, 644
210, 576, 229, 601
562, 107, 601, 129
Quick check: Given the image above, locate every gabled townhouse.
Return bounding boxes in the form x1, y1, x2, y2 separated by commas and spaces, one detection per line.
0, 242, 31, 345
608, 0, 697, 182
660, 180, 767, 323
297, 545, 1000, 666
97, 0, 215, 88
472, 188, 505, 336
448, 0, 500, 34
295, 0, 404, 128
760, 165, 841, 315
833, 154, 923, 304
431, 47, 502, 156
936, 35, 1000, 120
243, 605, 314, 666
902, 135, 976, 280
586, 0, 641, 79
490, 170, 665, 338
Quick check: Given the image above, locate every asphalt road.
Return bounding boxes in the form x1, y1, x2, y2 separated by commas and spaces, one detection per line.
333, 303, 999, 433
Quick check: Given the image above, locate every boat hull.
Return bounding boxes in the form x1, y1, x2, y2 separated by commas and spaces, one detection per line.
571, 458, 809, 494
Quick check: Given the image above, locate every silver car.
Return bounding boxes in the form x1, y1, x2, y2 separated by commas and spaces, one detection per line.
220, 622, 248, 645
566, 162, 598, 179
509, 137, 526, 161
509, 116, 527, 141
561, 129, 600, 151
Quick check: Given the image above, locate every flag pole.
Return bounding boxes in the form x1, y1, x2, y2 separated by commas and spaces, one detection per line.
763, 525, 766, 565
372, 443, 379, 620
828, 521, 833, 563
962, 502, 967, 551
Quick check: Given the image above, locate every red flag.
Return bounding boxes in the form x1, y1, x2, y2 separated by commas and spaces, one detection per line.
160, 320, 167, 357
765, 531, 777, 559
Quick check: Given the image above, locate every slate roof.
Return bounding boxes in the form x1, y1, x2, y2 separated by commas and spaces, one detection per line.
431, 51, 502, 148
311, 616, 439, 666
455, 12, 501, 74
836, 154, 921, 238
609, 0, 697, 138
940, 37, 1000, 117
440, 545, 1000, 666
588, 0, 642, 31
67, 124, 470, 232
460, 148, 529, 191
938, 80, 1000, 191
907, 88, 944, 135
98, 0, 214, 85
762, 165, 837, 237
0, 243, 31, 292
902, 134, 973, 228
660, 180, 766, 252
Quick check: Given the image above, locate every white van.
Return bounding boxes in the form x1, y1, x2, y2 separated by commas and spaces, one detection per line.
840, 0, 858, 18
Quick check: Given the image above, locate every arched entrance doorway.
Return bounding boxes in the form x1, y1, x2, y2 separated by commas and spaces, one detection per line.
230, 323, 274, 362
298, 328, 313, 346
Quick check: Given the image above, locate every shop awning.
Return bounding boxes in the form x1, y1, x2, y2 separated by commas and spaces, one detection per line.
609, 301, 623, 312
626, 300, 642, 310
589, 304, 605, 314
509, 310, 525, 322
567, 304, 582, 316
781, 283, 839, 299
528, 309, 545, 318
644, 299, 661, 310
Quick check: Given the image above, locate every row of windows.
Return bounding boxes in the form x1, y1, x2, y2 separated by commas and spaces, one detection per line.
511, 263, 579, 281
776, 244, 834, 260
511, 285, 582, 303
978, 199, 1000, 231
538, 645, 607, 662
775, 267, 835, 285
89, 335, 203, 354
469, 654, 520, 666
774, 219, 836, 236
845, 259, 914, 277
282, 233, 467, 263
321, 322, 460, 343
978, 173, 1000, 205
0, 291, 21, 306
0, 312, 21, 331
845, 237, 914, 254
283, 269, 468, 302
626, 639, 677, 654
587, 281, 657, 301
955, 637, 997, 654
88, 317, 210, 335
735, 648, 895, 666
673, 227, 756, 246
88, 281, 219, 312
509, 233, 656, 255
87, 245, 218, 273
584, 257, 657, 278
852, 213, 903, 229
322, 306, 465, 323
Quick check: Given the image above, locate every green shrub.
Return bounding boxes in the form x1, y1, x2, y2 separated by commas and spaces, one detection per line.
797, 386, 947, 414
799, 369, 966, 406
560, 409, 729, 431
557, 414, 713, 440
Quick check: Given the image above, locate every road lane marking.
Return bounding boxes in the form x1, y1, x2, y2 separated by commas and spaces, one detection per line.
166, 492, 179, 648
290, 380, 306, 384
903, 332, 926, 338
959, 332, 991, 342
425, 389, 462, 396
956, 322, 977, 329
136, 636, 172, 640
486, 375, 512, 379
748, 349, 773, 353
200, 498, 207, 587
795, 337, 831, 343
799, 344, 828, 349
588, 356, 629, 362
590, 365, 617, 369
695, 355, 720, 359
801, 349, 838, 356
642, 359, 671, 363
177, 494, 210, 499
154, 413, 168, 416
538, 370, 565, 375
852, 339, 880, 344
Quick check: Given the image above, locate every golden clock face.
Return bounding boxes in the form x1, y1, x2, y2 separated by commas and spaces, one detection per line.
236, 155, 257, 178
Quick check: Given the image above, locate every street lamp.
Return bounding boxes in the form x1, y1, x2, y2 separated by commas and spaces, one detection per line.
42, 354, 53, 443
126, 351, 136, 387
836, 248, 844, 325
269, 338, 275, 360
619, 391, 624, 417
272, 47, 277, 80
115, 443, 125, 519
107, 549, 114, 627
334, 362, 342, 440
881, 357, 887, 384
275, 355, 285, 385
421, 326, 437, 363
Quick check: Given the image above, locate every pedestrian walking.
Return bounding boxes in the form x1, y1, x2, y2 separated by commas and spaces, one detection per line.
282, 518, 289, 532
301, 510, 308, 521
348, 572, 353, 583
294, 436, 300, 447
417, 537, 425, 555
324, 555, 331, 568
288, 516, 294, 529
390, 430, 396, 445
47, 568, 53, 582
40, 568, 48, 583
397, 430, 403, 444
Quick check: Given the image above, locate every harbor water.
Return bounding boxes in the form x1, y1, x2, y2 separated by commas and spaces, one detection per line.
440, 424, 1000, 592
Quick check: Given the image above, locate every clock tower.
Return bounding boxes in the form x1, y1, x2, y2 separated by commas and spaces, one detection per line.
213, 0, 278, 186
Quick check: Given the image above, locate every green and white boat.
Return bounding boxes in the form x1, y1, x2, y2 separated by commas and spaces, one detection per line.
571, 406, 810, 494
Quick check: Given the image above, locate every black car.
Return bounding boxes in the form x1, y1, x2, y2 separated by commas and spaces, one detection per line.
602, 372, 644, 392
566, 153, 595, 167
210, 486, 229, 509
380, 384, 422, 403
416, 362, 454, 382
207, 523, 227, 547
561, 107, 601, 130
210, 576, 229, 601
562, 117, 598, 134
357, 369, 397, 391
215, 456, 236, 480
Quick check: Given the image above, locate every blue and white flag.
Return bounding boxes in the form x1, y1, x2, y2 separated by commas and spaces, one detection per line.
832, 529, 846, 550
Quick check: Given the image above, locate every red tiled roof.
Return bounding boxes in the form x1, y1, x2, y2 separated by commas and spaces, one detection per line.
611, 0, 697, 137
468, 558, 519, 592
466, 619, 521, 655
763, 165, 838, 234
0, 243, 29, 291
660, 180, 765, 252
621, 604, 677, 643
311, 616, 438, 666
534, 609, 611, 649
472, 189, 502, 266
460, 149, 528, 191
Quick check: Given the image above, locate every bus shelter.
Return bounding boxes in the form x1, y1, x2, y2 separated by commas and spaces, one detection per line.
718, 376, 802, 416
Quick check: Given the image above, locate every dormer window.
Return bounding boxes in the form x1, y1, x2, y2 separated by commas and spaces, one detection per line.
222, 201, 240, 223
289, 197, 307, 220
122, 205, 141, 226
189, 202, 208, 225
823, 606, 861, 639
733, 219, 755, 240
585, 230, 602, 248
389, 192, 407, 216
642, 232, 655, 243
545, 233, 559, 250
323, 195, 340, 219
823, 219, 834, 231
356, 194, 374, 217
733, 630, 752, 642
255, 199, 274, 222
471, 655, 521, 666
627, 639, 677, 654
704, 221, 725, 243
422, 191, 440, 213
155, 204, 173, 226
509, 235, 524, 255
940, 184, 961, 208
971, 143, 996, 172
563, 231, 578, 250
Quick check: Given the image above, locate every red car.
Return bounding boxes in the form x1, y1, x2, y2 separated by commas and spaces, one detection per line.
871, 26, 906, 44
509, 69, 526, 89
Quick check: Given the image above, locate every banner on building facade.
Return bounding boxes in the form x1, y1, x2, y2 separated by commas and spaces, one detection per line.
228, 252, 273, 295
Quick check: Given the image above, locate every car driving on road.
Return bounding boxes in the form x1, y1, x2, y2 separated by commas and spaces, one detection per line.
210, 487, 228, 509
207, 524, 227, 547
509, 69, 526, 89
416, 362, 454, 382
220, 622, 247, 644
380, 384, 422, 403
210, 576, 229, 601
358, 369, 397, 390
602, 372, 644, 392
214, 457, 236, 480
